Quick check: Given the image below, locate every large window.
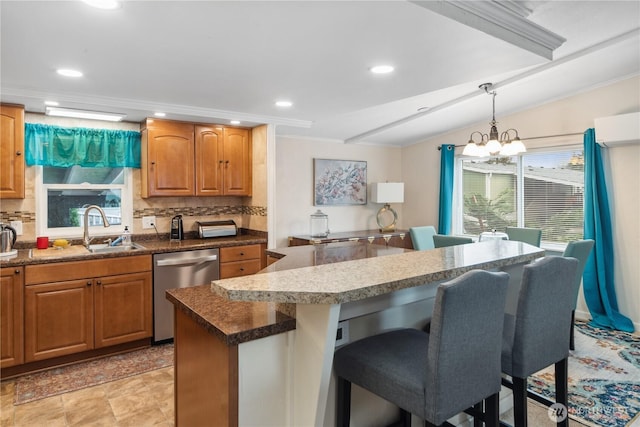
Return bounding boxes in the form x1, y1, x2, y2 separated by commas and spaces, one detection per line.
455, 147, 584, 247
36, 166, 133, 239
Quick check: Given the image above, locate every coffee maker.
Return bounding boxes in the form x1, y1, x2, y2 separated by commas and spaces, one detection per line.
170, 215, 184, 241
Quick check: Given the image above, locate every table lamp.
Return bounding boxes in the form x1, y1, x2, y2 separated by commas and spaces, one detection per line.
371, 182, 404, 232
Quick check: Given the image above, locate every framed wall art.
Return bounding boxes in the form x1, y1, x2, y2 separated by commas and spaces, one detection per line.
313, 158, 367, 206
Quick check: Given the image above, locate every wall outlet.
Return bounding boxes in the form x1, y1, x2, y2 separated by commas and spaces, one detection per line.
10, 220, 23, 235
335, 320, 350, 347
142, 216, 156, 229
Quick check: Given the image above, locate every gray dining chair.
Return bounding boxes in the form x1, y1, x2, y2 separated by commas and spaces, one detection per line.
334, 269, 509, 427
505, 227, 542, 247
409, 226, 437, 250
563, 239, 595, 350
501, 256, 579, 427
433, 234, 473, 248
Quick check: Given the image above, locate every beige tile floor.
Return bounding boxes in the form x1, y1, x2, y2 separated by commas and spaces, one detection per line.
0, 366, 174, 427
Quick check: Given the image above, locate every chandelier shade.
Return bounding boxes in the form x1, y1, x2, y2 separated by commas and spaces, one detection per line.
462, 83, 526, 157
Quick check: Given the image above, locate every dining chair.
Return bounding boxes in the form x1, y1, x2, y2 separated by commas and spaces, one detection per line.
563, 239, 595, 350
334, 269, 509, 427
501, 256, 579, 427
505, 227, 542, 247
433, 234, 473, 248
409, 226, 437, 250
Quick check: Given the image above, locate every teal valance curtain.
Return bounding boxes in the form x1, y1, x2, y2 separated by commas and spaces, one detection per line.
25, 123, 141, 168
583, 128, 634, 332
438, 144, 455, 234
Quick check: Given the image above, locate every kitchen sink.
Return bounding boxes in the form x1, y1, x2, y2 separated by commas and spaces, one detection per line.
86, 243, 146, 253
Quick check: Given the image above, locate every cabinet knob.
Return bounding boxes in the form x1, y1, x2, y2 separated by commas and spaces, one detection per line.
16, 151, 21, 156
14, 269, 20, 274
96, 280, 102, 286
240, 252, 244, 256
151, 161, 156, 165
240, 267, 244, 271
225, 160, 230, 164
219, 160, 224, 164
87, 281, 92, 286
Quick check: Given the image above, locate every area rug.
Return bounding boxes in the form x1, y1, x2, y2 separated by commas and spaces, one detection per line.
529, 321, 640, 427
13, 343, 173, 405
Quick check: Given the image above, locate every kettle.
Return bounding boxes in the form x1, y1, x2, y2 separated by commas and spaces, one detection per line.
170, 215, 184, 241
0, 223, 17, 253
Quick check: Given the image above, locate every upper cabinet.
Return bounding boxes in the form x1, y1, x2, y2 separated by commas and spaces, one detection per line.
141, 119, 252, 198
0, 104, 25, 199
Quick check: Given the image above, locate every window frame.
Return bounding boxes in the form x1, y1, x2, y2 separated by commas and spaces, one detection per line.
453, 143, 584, 251
35, 166, 134, 239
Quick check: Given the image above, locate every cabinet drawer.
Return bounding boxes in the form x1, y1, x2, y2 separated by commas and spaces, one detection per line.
220, 245, 261, 262
220, 259, 262, 279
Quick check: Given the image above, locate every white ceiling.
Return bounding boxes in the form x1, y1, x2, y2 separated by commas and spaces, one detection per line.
1, 1, 639, 147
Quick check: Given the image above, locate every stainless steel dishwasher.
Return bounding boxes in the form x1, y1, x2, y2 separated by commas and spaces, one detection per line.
153, 248, 219, 343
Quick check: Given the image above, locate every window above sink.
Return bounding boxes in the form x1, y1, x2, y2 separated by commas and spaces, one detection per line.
36, 165, 133, 239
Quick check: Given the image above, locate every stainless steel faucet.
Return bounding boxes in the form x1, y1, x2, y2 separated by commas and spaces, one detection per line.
83, 205, 110, 247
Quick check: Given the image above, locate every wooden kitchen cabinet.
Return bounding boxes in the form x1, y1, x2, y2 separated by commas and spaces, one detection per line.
141, 119, 252, 198
220, 244, 262, 279
1, 267, 24, 368
141, 120, 195, 197
24, 255, 152, 362
195, 126, 252, 196
0, 104, 25, 199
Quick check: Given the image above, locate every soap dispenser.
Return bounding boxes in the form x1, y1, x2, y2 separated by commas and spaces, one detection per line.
122, 226, 132, 247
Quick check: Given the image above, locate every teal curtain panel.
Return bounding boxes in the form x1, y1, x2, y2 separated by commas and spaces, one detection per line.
25, 123, 141, 168
583, 128, 634, 332
438, 144, 455, 234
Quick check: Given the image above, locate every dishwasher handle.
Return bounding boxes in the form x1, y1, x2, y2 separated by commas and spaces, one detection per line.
156, 255, 218, 267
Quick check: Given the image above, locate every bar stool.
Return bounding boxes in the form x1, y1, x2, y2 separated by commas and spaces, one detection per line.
562, 239, 595, 350
501, 256, 579, 427
334, 269, 509, 427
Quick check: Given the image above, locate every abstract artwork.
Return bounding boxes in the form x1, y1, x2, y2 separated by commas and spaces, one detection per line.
313, 159, 367, 206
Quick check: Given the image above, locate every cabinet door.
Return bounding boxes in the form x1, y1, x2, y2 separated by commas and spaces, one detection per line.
0, 104, 25, 199
195, 125, 224, 196
143, 121, 195, 197
1, 267, 24, 368
94, 272, 152, 348
25, 280, 94, 362
222, 127, 252, 196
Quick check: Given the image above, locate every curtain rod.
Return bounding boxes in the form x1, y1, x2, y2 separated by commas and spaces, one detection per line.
436, 131, 584, 150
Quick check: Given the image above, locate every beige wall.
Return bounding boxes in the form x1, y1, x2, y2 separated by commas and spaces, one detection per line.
401, 75, 640, 328
1, 114, 267, 241
273, 137, 403, 248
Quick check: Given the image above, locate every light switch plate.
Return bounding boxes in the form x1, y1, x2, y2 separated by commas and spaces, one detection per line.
142, 216, 156, 229
10, 220, 23, 235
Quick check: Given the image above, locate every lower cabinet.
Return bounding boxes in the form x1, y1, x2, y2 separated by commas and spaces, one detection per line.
220, 244, 263, 279
1, 267, 24, 368
24, 255, 152, 363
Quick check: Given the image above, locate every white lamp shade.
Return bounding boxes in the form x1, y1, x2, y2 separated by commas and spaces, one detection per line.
371, 182, 404, 203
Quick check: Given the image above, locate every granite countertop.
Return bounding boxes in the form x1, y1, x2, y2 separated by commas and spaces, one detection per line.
211, 240, 545, 305
0, 233, 266, 267
166, 285, 296, 346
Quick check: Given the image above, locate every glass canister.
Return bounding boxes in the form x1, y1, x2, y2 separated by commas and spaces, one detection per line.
310, 210, 330, 237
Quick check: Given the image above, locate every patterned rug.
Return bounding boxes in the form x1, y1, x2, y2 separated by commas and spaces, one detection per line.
13, 343, 173, 405
529, 321, 640, 427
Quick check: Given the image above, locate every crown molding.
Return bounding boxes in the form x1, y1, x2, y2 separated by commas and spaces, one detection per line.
411, 0, 566, 60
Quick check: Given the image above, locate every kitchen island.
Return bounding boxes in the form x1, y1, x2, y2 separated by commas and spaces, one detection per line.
169, 239, 544, 426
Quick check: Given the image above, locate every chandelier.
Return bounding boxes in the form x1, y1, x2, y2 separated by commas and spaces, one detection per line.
462, 83, 526, 157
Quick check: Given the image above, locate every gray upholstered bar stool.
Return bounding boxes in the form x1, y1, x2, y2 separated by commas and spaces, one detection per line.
501, 256, 579, 427
334, 269, 509, 427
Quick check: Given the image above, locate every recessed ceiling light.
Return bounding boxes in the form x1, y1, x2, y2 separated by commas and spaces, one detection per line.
275, 100, 293, 108
44, 101, 59, 106
230, 120, 241, 125
57, 69, 83, 78
82, 0, 121, 10
370, 65, 395, 74
154, 112, 166, 117
45, 106, 124, 122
